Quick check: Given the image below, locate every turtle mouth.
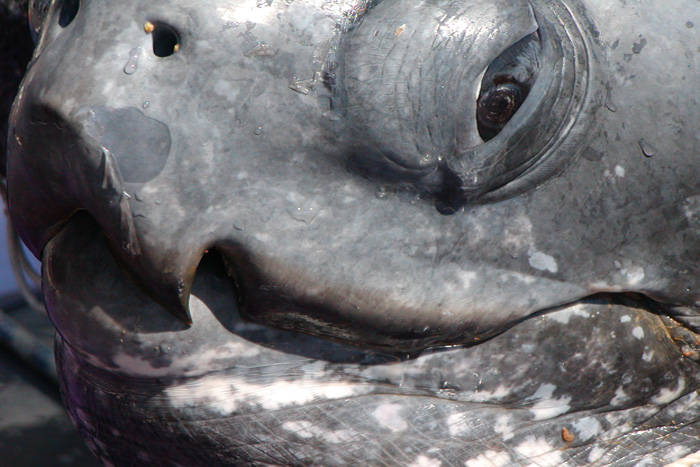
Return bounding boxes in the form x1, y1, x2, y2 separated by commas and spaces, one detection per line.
41, 208, 586, 360
42, 210, 700, 379
41, 209, 579, 377
41, 211, 417, 373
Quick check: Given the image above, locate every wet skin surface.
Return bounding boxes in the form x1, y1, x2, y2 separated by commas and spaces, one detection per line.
5, 0, 700, 465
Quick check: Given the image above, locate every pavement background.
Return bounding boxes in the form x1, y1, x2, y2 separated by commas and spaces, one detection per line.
0, 4, 101, 465
0, 211, 100, 466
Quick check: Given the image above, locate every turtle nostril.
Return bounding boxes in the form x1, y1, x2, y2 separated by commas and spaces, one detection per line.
148, 23, 180, 58
58, 0, 80, 28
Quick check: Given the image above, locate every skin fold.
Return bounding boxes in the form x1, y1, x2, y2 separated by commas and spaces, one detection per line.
3, 0, 700, 465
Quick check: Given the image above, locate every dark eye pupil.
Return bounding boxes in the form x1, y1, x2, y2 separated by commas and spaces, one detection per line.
477, 82, 525, 141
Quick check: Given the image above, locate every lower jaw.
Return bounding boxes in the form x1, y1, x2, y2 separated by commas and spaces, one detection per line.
55, 291, 700, 466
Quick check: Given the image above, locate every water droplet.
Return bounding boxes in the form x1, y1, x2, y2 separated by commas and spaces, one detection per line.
254, 126, 264, 135
123, 47, 142, 75
375, 186, 390, 199
288, 206, 318, 224
142, 101, 150, 109
233, 220, 246, 231
639, 138, 657, 157
321, 110, 341, 122
289, 77, 317, 95
244, 42, 277, 57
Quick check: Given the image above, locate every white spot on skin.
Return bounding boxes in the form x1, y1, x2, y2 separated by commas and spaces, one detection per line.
665, 391, 699, 419
588, 446, 606, 462
514, 437, 563, 466
501, 211, 534, 250
166, 375, 365, 415
572, 416, 603, 441
465, 450, 511, 467
166, 376, 238, 414
528, 384, 571, 420
548, 303, 591, 324
447, 413, 468, 437
372, 403, 408, 432
683, 195, 700, 224
610, 387, 630, 406
281, 421, 355, 444
468, 385, 513, 402
652, 378, 686, 405
621, 266, 645, 285
642, 349, 655, 362
615, 165, 625, 177
112, 341, 261, 377
457, 271, 477, 290
632, 326, 645, 339
282, 420, 315, 439
620, 315, 631, 323
528, 251, 558, 273
663, 445, 695, 462
408, 455, 442, 467
494, 414, 515, 441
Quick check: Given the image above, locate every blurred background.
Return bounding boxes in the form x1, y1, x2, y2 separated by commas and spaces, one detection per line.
0, 208, 100, 466
0, 2, 100, 465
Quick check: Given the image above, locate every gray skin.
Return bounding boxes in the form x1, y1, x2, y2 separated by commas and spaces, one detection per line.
5, 0, 700, 465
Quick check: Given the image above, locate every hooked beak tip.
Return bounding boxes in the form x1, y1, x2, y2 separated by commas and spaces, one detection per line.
169, 300, 193, 326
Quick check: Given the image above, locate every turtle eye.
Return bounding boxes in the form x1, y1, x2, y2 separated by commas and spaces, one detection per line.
476, 31, 540, 142
477, 79, 526, 141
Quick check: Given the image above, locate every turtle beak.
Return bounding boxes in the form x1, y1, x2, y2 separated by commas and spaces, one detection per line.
8, 96, 196, 326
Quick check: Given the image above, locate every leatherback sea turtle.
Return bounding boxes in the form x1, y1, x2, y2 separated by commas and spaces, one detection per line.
5, 0, 700, 465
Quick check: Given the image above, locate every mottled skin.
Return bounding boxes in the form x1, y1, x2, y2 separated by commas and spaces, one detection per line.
5, 0, 700, 465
